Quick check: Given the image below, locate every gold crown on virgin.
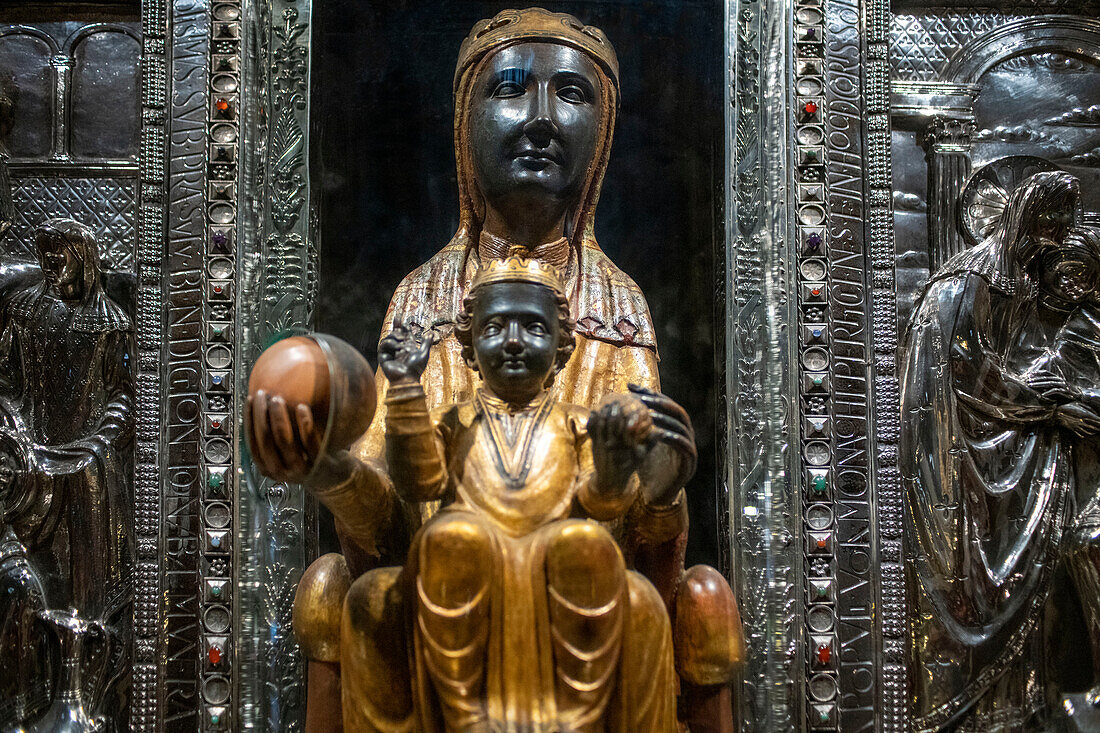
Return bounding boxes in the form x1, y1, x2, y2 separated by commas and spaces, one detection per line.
455, 7, 619, 91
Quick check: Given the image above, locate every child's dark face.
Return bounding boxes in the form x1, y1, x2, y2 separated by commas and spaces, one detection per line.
471, 282, 560, 404
1040, 249, 1098, 305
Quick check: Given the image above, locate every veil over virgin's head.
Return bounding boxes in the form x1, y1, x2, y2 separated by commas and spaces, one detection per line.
384, 8, 655, 352
939, 171, 1080, 297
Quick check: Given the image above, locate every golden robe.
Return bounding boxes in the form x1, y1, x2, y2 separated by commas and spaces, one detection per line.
338, 380, 677, 733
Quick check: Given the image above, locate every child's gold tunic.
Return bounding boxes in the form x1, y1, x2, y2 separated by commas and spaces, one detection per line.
340, 380, 678, 733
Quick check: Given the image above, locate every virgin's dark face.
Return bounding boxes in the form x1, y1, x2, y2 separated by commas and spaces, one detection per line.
471, 282, 560, 404
469, 42, 602, 209
1034, 204, 1075, 243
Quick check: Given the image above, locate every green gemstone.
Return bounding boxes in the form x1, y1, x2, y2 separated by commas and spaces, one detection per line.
208, 474, 224, 490
812, 376, 823, 386
818, 711, 829, 723
211, 586, 222, 597
816, 585, 828, 597
211, 714, 220, 725
813, 476, 827, 493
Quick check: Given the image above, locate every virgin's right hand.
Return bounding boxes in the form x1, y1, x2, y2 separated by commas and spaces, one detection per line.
1027, 370, 1073, 401
246, 389, 324, 483
1055, 401, 1100, 438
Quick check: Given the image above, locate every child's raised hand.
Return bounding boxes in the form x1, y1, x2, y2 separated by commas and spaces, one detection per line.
379, 324, 435, 384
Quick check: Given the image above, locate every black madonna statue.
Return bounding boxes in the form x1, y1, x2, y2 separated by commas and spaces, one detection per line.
0, 219, 133, 732
901, 171, 1100, 731
248, 7, 742, 732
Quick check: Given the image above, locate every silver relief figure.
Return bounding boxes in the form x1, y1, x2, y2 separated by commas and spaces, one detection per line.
1032, 225, 1100, 729
902, 171, 1100, 731
0, 219, 133, 732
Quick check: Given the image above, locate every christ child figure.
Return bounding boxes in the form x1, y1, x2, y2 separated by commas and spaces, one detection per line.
373, 255, 679, 732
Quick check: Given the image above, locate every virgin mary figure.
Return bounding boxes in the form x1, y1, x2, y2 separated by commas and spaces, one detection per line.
338, 7, 689, 566
902, 171, 1084, 731
249, 8, 741, 732
260, 9, 705, 607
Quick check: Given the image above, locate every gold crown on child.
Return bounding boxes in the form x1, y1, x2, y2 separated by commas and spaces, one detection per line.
470, 254, 566, 298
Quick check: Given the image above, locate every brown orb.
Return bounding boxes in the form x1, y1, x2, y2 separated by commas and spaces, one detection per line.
250, 336, 331, 425
315, 334, 377, 450
248, 334, 376, 452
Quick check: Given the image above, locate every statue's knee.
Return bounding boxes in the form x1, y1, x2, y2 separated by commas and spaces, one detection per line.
416, 514, 495, 607
672, 565, 744, 686
341, 566, 413, 723
625, 571, 672, 646
546, 521, 625, 607
342, 566, 408, 685
343, 565, 404, 641
293, 553, 351, 663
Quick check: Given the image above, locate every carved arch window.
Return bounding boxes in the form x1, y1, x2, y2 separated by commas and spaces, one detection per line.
0, 14, 140, 272
892, 12, 1100, 323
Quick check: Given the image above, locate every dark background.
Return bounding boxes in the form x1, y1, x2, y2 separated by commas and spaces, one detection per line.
312, 0, 725, 567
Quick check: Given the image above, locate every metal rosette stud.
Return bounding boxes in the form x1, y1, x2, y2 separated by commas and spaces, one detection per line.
203, 1, 242, 730
794, 1, 837, 729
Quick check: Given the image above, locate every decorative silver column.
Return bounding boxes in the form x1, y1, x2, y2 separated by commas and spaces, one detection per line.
237, 0, 316, 731
727, 0, 799, 729
921, 115, 976, 271
892, 81, 980, 273
48, 54, 72, 161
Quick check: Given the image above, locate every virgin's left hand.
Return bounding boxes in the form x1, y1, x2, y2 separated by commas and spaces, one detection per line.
628, 384, 697, 502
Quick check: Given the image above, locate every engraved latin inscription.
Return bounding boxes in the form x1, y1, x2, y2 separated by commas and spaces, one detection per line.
163, 1, 208, 727
826, 0, 875, 727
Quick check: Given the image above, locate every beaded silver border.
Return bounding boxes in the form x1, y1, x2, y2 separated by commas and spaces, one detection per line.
792, 0, 903, 728
132, 0, 168, 729
792, 0, 838, 725
200, 1, 242, 729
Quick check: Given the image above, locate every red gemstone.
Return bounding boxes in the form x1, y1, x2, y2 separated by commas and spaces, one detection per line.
209, 645, 222, 665
213, 285, 223, 294
804, 101, 818, 115
816, 643, 831, 665
215, 99, 229, 112
811, 288, 821, 296
816, 538, 827, 549
211, 420, 221, 429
